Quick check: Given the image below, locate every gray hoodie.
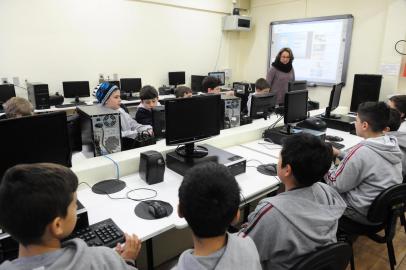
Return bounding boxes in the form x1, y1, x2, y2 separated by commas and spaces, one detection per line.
325, 135, 403, 222
240, 182, 346, 270
0, 238, 136, 270
172, 233, 261, 270
387, 131, 406, 176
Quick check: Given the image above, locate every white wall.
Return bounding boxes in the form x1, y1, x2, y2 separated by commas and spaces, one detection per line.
0, 0, 236, 96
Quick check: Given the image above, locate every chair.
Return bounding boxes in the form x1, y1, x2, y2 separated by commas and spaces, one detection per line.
292, 242, 352, 270
338, 183, 406, 270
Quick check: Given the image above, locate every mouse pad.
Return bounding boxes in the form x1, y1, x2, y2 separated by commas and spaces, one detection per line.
134, 200, 173, 220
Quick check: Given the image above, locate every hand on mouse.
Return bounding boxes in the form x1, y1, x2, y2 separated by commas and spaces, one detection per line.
115, 233, 142, 262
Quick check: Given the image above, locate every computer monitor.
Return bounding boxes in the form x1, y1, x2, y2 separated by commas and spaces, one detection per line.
165, 94, 221, 157
323, 82, 344, 119
288, 80, 307, 92
250, 93, 276, 119
282, 90, 308, 134
62, 81, 90, 104
152, 105, 165, 138
168, 72, 186, 86
191, 75, 206, 93
208, 72, 225, 86
0, 111, 72, 178
120, 78, 142, 94
0, 84, 16, 108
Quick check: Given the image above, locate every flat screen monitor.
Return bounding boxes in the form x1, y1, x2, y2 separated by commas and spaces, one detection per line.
250, 93, 276, 119
0, 111, 72, 178
62, 81, 90, 102
284, 90, 308, 125
323, 82, 344, 118
165, 95, 221, 157
168, 72, 186, 86
208, 72, 225, 86
288, 80, 307, 92
120, 78, 142, 93
0, 84, 16, 106
191, 75, 206, 93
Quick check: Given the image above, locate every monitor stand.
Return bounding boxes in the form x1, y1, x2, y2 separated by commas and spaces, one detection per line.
71, 96, 86, 105
175, 142, 208, 158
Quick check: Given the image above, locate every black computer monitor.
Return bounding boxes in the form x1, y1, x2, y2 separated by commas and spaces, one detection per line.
282, 90, 308, 134
152, 105, 165, 138
191, 75, 206, 93
250, 93, 276, 119
165, 94, 221, 157
168, 72, 186, 86
108, 80, 120, 88
0, 84, 16, 109
323, 82, 344, 119
0, 111, 72, 178
208, 72, 225, 86
62, 81, 90, 103
120, 78, 142, 94
288, 80, 307, 92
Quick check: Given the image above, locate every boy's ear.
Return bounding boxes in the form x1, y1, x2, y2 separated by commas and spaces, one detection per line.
231, 209, 241, 226
177, 204, 184, 218
49, 217, 64, 238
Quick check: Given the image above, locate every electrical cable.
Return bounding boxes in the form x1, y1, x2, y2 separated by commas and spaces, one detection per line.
103, 155, 120, 180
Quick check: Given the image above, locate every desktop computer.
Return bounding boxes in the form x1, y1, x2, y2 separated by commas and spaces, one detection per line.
78, 105, 122, 158
221, 96, 241, 129
27, 83, 50, 109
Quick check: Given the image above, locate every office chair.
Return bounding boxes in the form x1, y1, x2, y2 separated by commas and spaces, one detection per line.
292, 242, 352, 270
338, 183, 406, 270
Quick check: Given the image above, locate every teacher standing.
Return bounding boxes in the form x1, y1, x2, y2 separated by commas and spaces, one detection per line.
266, 47, 295, 104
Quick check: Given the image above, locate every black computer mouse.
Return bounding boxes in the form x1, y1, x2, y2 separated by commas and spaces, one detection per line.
325, 135, 344, 142
257, 163, 278, 176
148, 201, 168, 219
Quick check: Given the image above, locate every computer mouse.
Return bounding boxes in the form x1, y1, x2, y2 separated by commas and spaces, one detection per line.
148, 201, 168, 219
325, 135, 344, 142
297, 117, 327, 131
257, 163, 278, 176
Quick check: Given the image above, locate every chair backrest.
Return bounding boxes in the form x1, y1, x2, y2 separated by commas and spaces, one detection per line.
367, 183, 406, 223
292, 242, 352, 270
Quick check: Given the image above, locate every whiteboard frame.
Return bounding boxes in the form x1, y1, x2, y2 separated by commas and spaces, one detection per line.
268, 14, 354, 87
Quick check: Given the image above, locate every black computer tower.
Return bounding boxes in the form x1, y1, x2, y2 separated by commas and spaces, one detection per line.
220, 96, 241, 129
152, 106, 165, 138
350, 74, 382, 112
27, 83, 50, 109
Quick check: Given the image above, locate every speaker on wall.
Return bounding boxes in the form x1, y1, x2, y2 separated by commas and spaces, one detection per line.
350, 74, 382, 112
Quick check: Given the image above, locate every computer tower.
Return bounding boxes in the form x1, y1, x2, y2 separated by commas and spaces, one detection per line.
233, 82, 254, 114
220, 96, 241, 129
350, 74, 382, 112
152, 105, 165, 138
77, 105, 122, 158
27, 83, 50, 109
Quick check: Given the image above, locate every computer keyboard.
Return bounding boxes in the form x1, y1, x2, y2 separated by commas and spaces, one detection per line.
55, 102, 87, 108
66, 218, 125, 248
329, 141, 345, 150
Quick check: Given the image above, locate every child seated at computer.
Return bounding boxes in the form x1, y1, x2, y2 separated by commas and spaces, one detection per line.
173, 162, 261, 270
240, 133, 346, 270
135, 85, 161, 126
388, 94, 406, 132
0, 163, 141, 270
96, 82, 151, 139
246, 78, 271, 116
2, 97, 34, 119
202, 76, 234, 96
385, 108, 406, 176
174, 86, 193, 98
325, 101, 403, 224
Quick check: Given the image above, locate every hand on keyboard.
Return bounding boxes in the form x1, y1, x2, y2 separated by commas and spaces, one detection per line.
115, 233, 142, 263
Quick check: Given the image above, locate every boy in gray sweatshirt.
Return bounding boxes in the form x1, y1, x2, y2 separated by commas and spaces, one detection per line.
0, 163, 141, 270
172, 162, 261, 270
240, 133, 347, 270
325, 102, 403, 225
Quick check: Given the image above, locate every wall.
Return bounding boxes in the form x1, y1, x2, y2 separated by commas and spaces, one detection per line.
234, 0, 406, 108
0, 0, 237, 97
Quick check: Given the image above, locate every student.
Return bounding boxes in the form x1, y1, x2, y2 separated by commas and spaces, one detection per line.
325, 101, 403, 224
135, 85, 160, 125
385, 108, 406, 176
174, 86, 193, 98
173, 162, 261, 270
240, 133, 346, 270
2, 97, 34, 118
0, 163, 141, 270
201, 76, 234, 96
388, 94, 406, 132
246, 78, 271, 116
96, 82, 151, 139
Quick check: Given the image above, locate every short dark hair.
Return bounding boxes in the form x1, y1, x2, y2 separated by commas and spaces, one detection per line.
357, 101, 390, 132
255, 78, 270, 90
389, 95, 406, 120
202, 76, 221, 93
140, 85, 158, 100
387, 108, 401, 132
179, 162, 240, 238
0, 163, 78, 246
174, 86, 192, 98
281, 133, 333, 187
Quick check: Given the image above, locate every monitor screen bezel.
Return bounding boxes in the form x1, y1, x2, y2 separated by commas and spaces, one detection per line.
284, 90, 308, 124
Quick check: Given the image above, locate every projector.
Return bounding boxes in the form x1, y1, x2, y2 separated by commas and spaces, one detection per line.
222, 15, 251, 31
